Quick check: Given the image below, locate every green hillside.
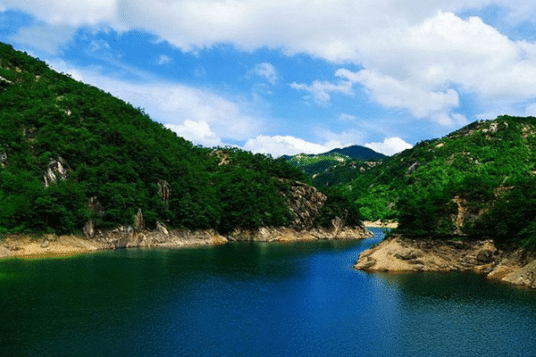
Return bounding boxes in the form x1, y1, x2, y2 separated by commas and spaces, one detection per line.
324, 145, 387, 160
0, 42, 360, 236
284, 146, 385, 188
344, 116, 536, 248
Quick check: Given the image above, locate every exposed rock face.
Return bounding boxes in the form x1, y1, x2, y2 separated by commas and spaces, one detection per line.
43, 157, 68, 188
355, 236, 536, 289
229, 220, 372, 242
157, 180, 171, 206
135, 208, 144, 231
286, 182, 327, 230
91, 228, 228, 249
0, 151, 7, 167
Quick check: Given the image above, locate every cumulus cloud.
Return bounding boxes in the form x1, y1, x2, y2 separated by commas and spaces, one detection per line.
365, 137, 413, 156
243, 135, 342, 157
165, 121, 222, 147
2, 0, 117, 26
8, 1, 536, 130
289, 10, 536, 124
250, 63, 278, 85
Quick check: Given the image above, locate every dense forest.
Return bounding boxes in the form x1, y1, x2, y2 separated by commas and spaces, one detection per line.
295, 116, 536, 249
0, 42, 360, 236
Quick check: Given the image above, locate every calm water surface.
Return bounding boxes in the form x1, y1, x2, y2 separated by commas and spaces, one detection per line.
1, 229, 536, 356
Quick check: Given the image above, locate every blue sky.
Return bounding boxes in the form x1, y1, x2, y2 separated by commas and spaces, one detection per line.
2, 1, 536, 156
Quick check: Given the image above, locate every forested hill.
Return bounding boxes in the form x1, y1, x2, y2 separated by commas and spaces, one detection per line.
0, 42, 361, 236
343, 116, 536, 248
284, 145, 386, 187
324, 145, 387, 160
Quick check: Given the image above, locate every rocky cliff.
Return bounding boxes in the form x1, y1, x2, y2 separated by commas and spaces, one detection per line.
355, 236, 536, 289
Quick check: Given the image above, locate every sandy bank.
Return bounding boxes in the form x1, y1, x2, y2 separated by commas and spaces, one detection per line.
354, 236, 536, 289
0, 225, 372, 260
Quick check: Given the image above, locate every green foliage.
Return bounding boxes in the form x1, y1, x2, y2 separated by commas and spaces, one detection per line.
1, 42, 339, 236
466, 175, 536, 246
348, 115, 536, 247
314, 188, 362, 228
284, 113, 536, 249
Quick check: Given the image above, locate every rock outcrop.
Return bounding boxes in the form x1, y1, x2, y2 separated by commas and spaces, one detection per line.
286, 182, 327, 230
91, 227, 228, 249
228, 224, 372, 242
43, 157, 68, 188
355, 236, 536, 289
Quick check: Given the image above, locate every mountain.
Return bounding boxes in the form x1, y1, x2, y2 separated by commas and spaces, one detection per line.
323, 145, 387, 160
0, 42, 362, 236
345, 116, 536, 248
284, 145, 386, 187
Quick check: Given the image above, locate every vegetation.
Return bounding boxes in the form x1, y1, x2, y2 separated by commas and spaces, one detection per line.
345, 116, 536, 248
285, 150, 385, 188
287, 115, 536, 249
0, 42, 359, 236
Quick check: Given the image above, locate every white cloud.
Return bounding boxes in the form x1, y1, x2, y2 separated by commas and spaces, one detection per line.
365, 137, 413, 156
251, 63, 278, 85
338, 113, 356, 121
165, 121, 222, 147
9, 23, 76, 54
157, 55, 172, 65
2, 0, 117, 26
289, 10, 536, 124
338, 68, 460, 120
8, 1, 536, 129
243, 135, 342, 157
290, 78, 353, 105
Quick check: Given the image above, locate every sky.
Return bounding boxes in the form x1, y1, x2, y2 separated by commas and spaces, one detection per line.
2, 1, 536, 156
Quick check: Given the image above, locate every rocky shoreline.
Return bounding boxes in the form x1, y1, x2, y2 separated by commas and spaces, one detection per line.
354, 235, 536, 289
0, 225, 372, 259
363, 220, 399, 229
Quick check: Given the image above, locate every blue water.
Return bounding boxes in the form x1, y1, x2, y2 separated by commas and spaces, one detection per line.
1, 228, 536, 356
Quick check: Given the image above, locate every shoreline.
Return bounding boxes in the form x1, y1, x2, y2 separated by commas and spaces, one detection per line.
354, 235, 536, 289
0, 225, 372, 260
363, 220, 398, 229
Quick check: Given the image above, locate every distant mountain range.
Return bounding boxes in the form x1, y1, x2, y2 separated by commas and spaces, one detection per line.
282, 145, 387, 161
283, 145, 387, 188
323, 145, 387, 160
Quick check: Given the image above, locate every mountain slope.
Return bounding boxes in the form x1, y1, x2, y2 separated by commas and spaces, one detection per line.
0, 42, 361, 236
284, 145, 386, 187
324, 145, 387, 160
346, 116, 536, 247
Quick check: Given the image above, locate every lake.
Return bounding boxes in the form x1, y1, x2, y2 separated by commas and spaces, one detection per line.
1, 228, 536, 356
